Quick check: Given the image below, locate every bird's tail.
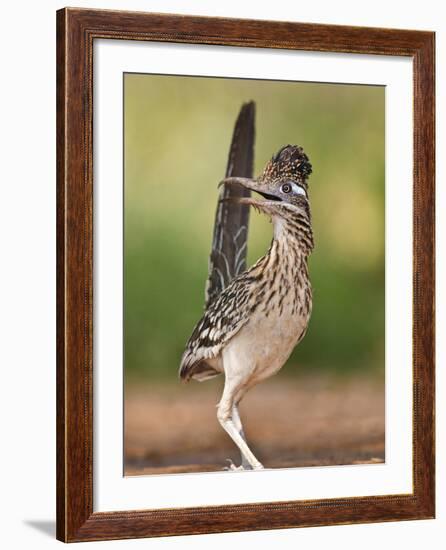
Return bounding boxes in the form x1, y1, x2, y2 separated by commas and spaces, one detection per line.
205, 101, 256, 307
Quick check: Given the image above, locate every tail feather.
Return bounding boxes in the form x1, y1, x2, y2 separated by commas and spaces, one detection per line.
179, 102, 256, 382
205, 101, 256, 307
179, 354, 220, 382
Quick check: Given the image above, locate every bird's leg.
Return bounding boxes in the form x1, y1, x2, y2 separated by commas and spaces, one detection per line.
217, 382, 263, 471
232, 404, 253, 470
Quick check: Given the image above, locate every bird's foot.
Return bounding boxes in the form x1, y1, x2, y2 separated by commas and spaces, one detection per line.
223, 459, 264, 471
223, 459, 245, 471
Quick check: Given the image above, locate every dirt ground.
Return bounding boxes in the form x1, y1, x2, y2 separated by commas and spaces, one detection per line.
124, 373, 384, 476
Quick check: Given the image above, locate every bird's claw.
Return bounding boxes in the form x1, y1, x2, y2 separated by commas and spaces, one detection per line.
223, 459, 245, 471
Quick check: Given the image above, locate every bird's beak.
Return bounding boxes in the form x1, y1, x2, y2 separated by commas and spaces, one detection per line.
219, 177, 281, 203
219, 177, 257, 191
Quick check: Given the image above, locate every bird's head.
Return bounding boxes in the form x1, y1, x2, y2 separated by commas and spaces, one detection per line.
220, 145, 312, 220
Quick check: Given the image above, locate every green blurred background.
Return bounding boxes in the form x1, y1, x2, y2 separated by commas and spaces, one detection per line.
124, 73, 385, 382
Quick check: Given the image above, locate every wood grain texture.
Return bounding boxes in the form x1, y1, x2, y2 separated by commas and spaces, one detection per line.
56, 7, 435, 542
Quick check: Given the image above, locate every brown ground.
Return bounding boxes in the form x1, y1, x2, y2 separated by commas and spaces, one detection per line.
124, 373, 384, 476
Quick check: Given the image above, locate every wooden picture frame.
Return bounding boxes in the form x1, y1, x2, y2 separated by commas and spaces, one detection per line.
56, 7, 435, 542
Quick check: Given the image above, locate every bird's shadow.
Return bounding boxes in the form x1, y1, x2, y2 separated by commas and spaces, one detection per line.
24, 520, 55, 538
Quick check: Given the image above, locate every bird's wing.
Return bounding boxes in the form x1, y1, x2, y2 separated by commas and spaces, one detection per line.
205, 101, 255, 307
179, 273, 255, 380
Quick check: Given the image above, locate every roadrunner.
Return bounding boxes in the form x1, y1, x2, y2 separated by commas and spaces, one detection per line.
179, 106, 313, 471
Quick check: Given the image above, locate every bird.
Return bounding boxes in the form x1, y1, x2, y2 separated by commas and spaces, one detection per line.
179, 119, 314, 471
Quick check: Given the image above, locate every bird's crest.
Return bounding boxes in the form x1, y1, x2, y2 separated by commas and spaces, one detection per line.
262, 144, 312, 189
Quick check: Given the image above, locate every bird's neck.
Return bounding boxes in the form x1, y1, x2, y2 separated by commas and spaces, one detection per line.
272, 213, 314, 257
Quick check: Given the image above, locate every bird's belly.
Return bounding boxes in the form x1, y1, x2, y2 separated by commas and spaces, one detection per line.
226, 301, 310, 382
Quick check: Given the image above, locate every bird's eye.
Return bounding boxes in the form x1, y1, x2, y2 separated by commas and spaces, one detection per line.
281, 183, 292, 194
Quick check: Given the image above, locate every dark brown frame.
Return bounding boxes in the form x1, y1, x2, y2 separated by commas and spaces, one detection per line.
56, 7, 435, 542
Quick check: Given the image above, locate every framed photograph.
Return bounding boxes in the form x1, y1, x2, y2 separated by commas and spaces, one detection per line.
56, 7, 435, 542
